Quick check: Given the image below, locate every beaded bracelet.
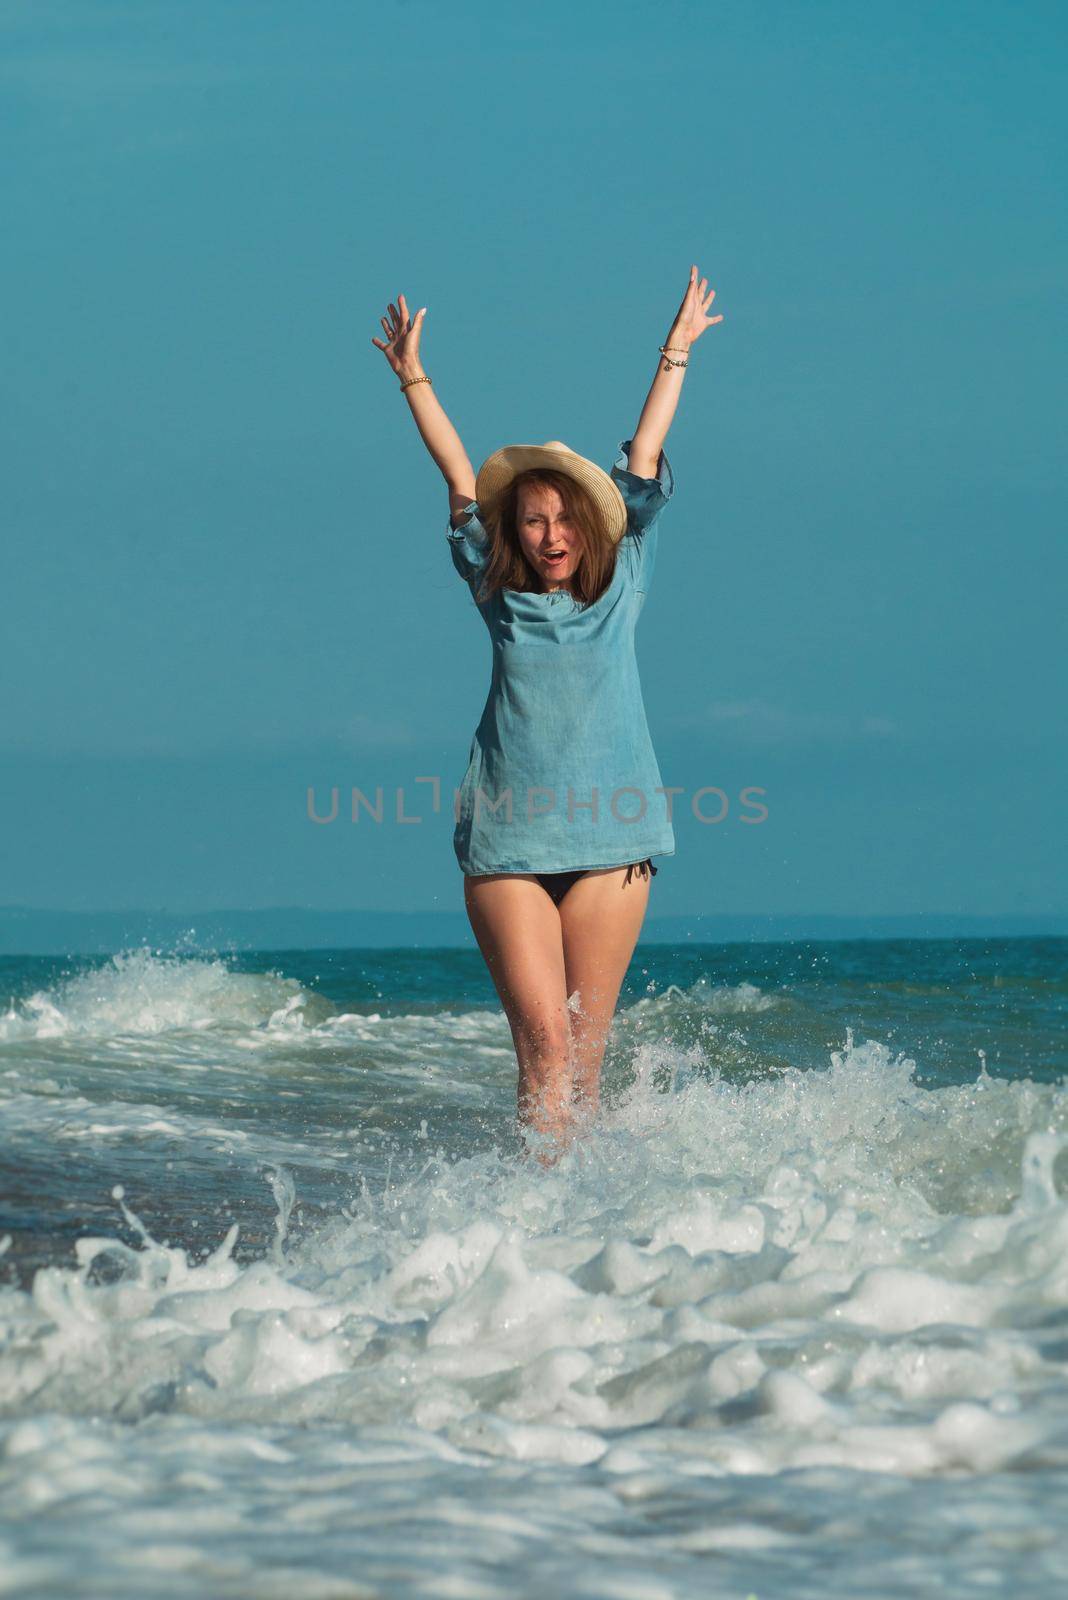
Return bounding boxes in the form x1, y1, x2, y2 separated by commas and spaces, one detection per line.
400, 374, 432, 391
658, 344, 690, 370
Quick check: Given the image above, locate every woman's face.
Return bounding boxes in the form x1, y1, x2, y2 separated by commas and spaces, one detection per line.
516, 483, 583, 591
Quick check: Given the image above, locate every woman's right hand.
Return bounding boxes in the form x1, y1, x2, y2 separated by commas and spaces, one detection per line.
371, 292, 427, 377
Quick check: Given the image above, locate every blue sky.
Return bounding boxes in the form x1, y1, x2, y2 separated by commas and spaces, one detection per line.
2, 0, 1064, 918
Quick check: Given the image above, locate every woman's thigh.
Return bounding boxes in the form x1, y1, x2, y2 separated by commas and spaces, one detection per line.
558, 866, 651, 1027
463, 873, 571, 1046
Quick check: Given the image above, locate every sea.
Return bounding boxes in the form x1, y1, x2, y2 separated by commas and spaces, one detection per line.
1, 934, 1066, 1598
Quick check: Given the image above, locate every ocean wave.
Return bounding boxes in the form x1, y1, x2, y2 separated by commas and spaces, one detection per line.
2, 1033, 1067, 1488
0, 947, 335, 1042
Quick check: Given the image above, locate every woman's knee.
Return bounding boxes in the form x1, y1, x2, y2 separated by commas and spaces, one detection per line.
510, 1006, 572, 1065
565, 981, 613, 1023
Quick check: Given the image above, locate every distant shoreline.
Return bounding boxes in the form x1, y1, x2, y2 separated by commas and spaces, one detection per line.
1, 905, 1066, 957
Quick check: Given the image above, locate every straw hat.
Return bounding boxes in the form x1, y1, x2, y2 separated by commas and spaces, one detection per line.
475, 440, 629, 544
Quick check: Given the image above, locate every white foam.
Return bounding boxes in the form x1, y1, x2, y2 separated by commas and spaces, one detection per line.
3, 966, 1068, 1596
1, 1036, 1065, 1463
0, 948, 323, 1041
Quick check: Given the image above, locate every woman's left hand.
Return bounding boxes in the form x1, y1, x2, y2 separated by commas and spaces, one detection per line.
666, 264, 723, 349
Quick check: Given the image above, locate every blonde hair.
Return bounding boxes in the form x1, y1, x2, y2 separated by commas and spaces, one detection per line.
472, 468, 617, 607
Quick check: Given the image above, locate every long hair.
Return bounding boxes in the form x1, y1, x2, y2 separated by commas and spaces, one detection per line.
472, 467, 618, 608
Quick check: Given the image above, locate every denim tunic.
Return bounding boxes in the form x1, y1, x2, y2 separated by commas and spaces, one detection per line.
447, 438, 677, 876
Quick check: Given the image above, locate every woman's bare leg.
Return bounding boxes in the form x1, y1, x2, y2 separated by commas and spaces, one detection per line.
558, 866, 651, 1125
463, 873, 575, 1158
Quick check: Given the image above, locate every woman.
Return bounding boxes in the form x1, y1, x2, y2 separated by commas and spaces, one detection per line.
372, 266, 723, 1160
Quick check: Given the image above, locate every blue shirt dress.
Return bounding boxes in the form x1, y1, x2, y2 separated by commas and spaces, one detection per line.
446, 437, 676, 876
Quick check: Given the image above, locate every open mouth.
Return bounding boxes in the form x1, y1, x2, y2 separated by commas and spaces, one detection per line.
543, 550, 567, 566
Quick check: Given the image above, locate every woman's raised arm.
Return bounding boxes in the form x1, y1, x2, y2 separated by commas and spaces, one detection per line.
628, 264, 723, 478
372, 292, 477, 512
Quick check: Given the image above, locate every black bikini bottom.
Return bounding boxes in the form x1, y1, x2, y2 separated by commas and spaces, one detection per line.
533, 857, 658, 907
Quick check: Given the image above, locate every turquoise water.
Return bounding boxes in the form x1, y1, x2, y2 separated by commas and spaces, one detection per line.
1, 937, 1066, 1596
